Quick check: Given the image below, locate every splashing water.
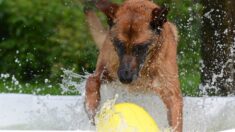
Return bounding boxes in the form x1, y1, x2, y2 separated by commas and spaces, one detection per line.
0, 69, 235, 131
199, 38, 235, 96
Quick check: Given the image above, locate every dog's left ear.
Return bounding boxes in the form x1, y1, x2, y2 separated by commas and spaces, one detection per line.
150, 6, 169, 33
96, 0, 119, 27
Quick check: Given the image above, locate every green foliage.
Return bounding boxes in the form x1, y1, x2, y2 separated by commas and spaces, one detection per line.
0, 0, 97, 83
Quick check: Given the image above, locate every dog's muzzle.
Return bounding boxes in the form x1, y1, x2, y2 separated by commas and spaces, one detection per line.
117, 67, 138, 84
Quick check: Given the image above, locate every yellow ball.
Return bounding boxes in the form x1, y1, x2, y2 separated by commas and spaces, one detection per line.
96, 103, 160, 132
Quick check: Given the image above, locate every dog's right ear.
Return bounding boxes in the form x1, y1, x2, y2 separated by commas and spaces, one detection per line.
150, 6, 169, 33
95, 0, 119, 27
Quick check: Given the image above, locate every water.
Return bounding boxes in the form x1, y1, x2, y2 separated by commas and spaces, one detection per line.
0, 70, 235, 131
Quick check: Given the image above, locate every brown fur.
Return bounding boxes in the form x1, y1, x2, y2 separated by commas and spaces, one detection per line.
84, 0, 183, 131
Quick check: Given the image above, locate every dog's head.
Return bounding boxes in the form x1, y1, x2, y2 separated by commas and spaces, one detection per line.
96, 0, 168, 84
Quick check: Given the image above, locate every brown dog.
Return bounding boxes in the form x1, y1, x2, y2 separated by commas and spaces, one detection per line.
84, 0, 183, 131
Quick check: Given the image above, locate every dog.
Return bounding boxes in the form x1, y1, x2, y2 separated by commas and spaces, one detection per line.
84, 0, 183, 131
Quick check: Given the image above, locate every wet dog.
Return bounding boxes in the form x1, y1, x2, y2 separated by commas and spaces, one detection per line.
84, 0, 183, 131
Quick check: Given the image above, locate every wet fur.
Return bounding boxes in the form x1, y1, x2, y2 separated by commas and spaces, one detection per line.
84, 0, 183, 131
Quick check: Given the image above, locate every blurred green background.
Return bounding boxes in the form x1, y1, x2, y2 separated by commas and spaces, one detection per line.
0, 0, 202, 96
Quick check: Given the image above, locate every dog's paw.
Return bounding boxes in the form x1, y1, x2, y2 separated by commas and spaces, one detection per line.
84, 102, 97, 125
87, 111, 96, 125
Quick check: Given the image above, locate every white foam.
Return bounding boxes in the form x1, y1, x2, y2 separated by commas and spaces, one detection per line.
0, 91, 235, 131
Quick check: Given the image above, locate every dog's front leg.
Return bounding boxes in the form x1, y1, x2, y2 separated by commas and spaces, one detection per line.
156, 87, 183, 132
165, 92, 183, 132
85, 72, 101, 124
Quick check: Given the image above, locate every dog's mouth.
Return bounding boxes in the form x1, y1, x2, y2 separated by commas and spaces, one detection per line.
116, 53, 147, 84
119, 77, 133, 84
117, 68, 138, 84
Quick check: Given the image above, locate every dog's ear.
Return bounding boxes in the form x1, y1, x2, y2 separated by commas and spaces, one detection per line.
150, 6, 169, 33
96, 0, 119, 27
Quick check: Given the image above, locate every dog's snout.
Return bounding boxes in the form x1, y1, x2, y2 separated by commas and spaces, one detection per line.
118, 69, 133, 84
117, 55, 138, 84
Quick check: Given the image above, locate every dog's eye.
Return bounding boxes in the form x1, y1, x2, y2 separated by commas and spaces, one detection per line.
133, 44, 148, 57
113, 39, 125, 57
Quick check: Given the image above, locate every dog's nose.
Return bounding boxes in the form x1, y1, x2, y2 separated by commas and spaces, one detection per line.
118, 69, 133, 84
